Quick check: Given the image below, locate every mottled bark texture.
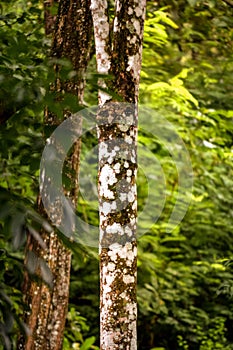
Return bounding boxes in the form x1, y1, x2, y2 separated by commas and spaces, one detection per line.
91, 1, 146, 349
51, 0, 93, 104
44, 0, 59, 35
111, 0, 146, 103
97, 103, 138, 350
18, 1, 93, 349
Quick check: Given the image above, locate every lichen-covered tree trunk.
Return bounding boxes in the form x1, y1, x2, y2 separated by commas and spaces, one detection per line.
18, 1, 92, 349
91, 1, 146, 349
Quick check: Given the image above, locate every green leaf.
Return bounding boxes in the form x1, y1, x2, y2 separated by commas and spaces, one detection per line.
80, 336, 96, 350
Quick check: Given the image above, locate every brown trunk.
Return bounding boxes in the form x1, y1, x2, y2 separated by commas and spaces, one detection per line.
18, 1, 93, 349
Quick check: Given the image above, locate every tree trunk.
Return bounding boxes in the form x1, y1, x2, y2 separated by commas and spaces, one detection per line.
18, 1, 93, 349
91, 1, 146, 348
44, 0, 59, 35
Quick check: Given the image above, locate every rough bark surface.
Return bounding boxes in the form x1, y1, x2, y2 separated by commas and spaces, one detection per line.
97, 103, 138, 350
91, 1, 146, 349
111, 0, 146, 103
51, 0, 93, 104
44, 0, 59, 35
18, 229, 73, 350
90, 0, 111, 105
18, 1, 92, 349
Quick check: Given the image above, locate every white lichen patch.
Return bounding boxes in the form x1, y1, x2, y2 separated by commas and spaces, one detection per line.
106, 222, 124, 235
127, 53, 141, 81
127, 302, 137, 313
102, 265, 114, 286
102, 202, 111, 215
118, 124, 130, 132
127, 56, 134, 72
107, 262, 115, 272
126, 246, 137, 266
120, 192, 127, 201
135, 6, 143, 17
130, 217, 136, 226
128, 190, 135, 202
99, 164, 117, 199
132, 201, 137, 210
125, 226, 132, 237
123, 274, 135, 284
128, 7, 133, 15
113, 162, 121, 173
90, 0, 108, 10
116, 0, 122, 12
119, 242, 134, 259
131, 156, 136, 164
109, 242, 122, 251
99, 142, 121, 164
101, 201, 117, 216
99, 141, 108, 159
124, 161, 129, 168
113, 16, 119, 33
133, 19, 141, 35
130, 36, 137, 45
99, 187, 114, 199
125, 135, 133, 144
105, 274, 114, 287
99, 90, 111, 105
130, 129, 135, 137
99, 227, 104, 241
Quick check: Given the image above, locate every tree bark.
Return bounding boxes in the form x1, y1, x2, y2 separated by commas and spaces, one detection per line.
91, 1, 146, 348
44, 0, 59, 35
18, 1, 93, 349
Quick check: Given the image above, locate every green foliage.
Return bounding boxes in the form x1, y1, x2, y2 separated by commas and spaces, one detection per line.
0, 247, 26, 350
0, 2, 52, 348
1, 1, 233, 350
63, 307, 99, 350
137, 2, 233, 349
178, 317, 231, 350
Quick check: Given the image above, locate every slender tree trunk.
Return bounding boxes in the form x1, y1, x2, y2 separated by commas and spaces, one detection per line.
91, 1, 146, 348
18, 1, 93, 349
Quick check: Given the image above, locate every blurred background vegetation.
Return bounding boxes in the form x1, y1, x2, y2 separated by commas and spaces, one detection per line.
0, 0, 233, 349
